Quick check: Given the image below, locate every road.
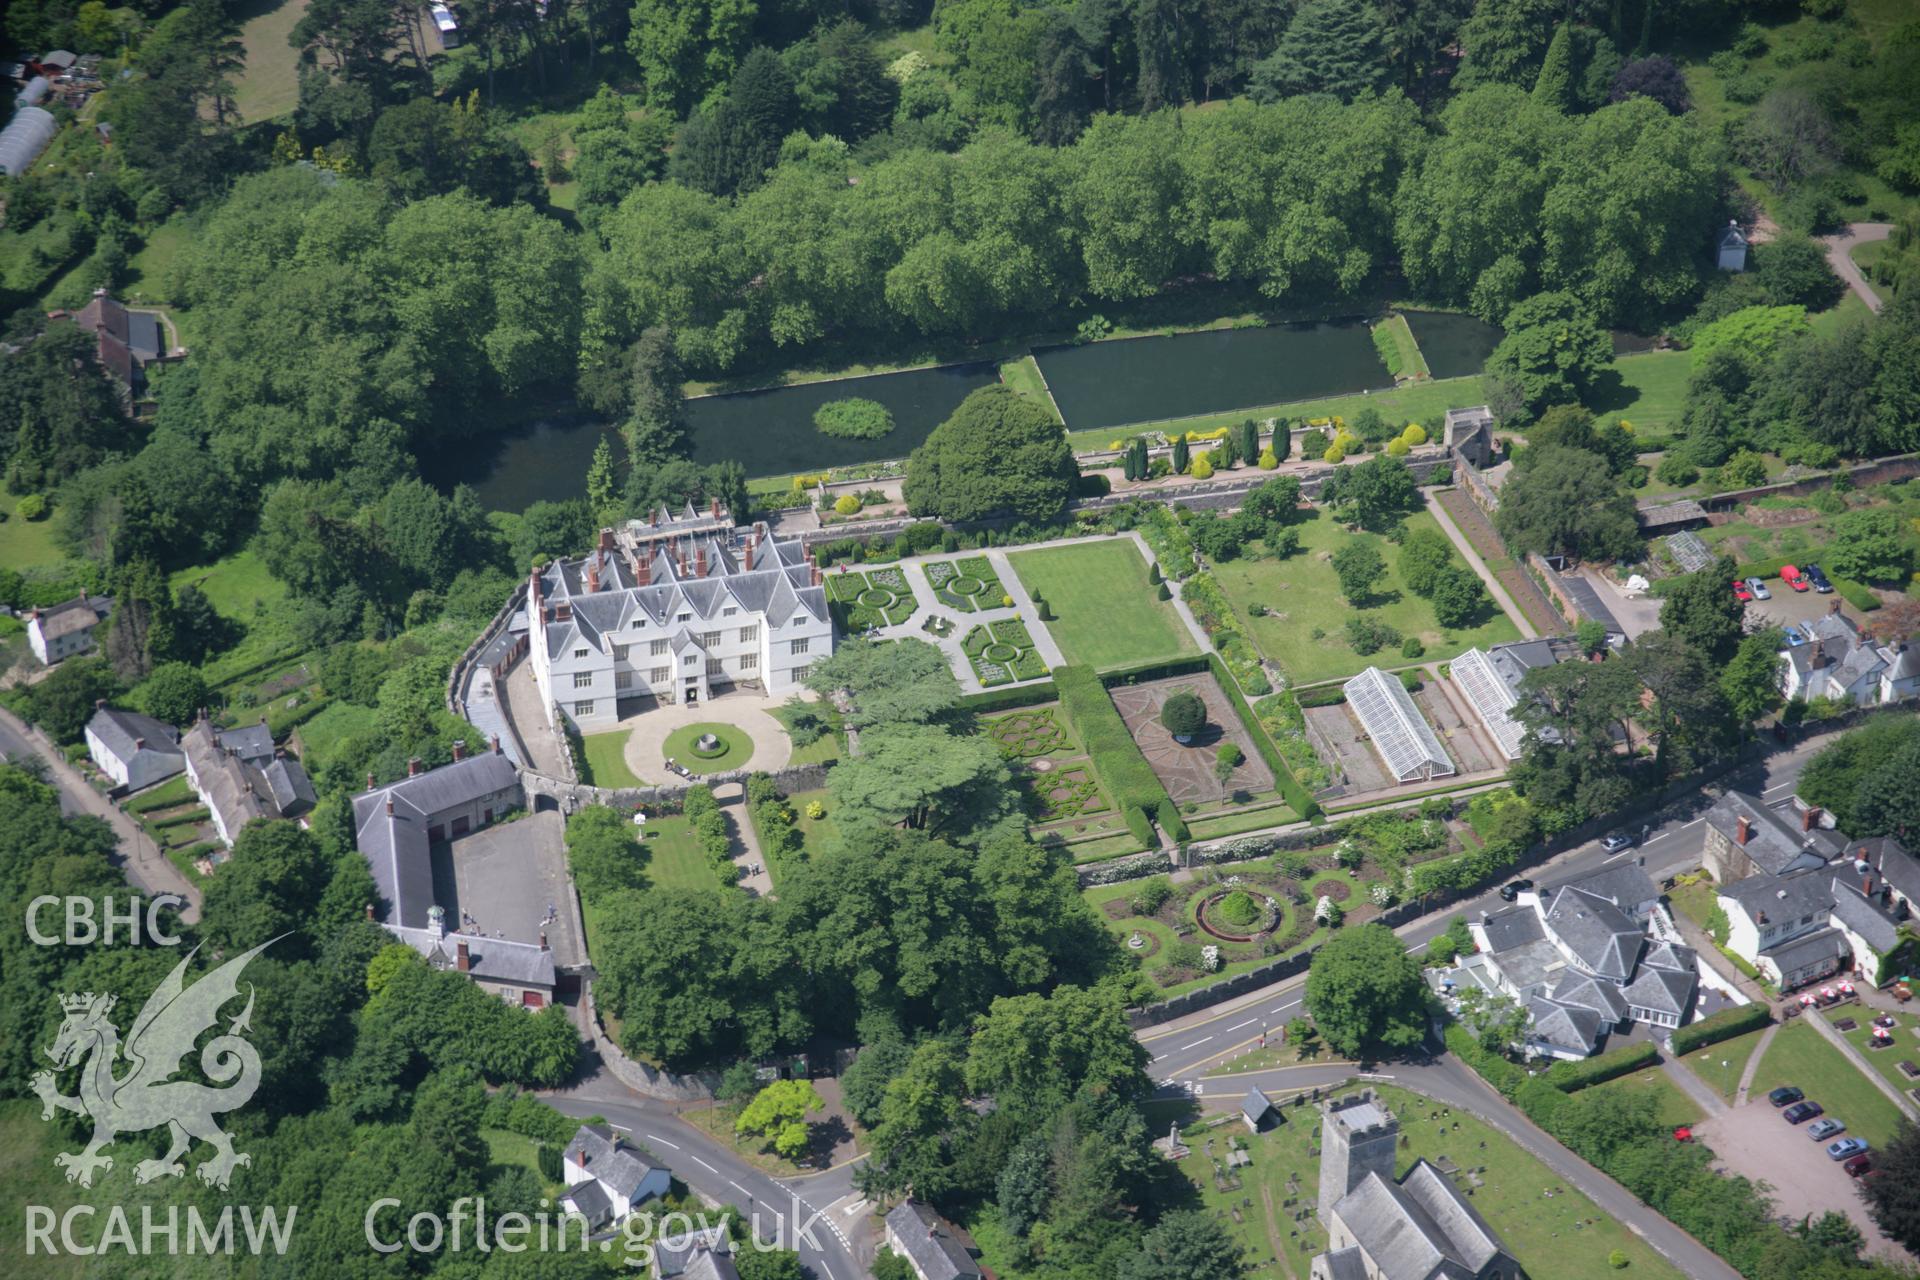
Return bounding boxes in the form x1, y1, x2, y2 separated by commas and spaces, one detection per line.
0, 705, 200, 920
546, 1065, 866, 1280
1821, 222, 1893, 314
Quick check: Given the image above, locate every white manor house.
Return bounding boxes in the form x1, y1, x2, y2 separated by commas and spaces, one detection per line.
529, 503, 834, 733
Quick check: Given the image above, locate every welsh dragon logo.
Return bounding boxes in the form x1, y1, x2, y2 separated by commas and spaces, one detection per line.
32, 939, 275, 1191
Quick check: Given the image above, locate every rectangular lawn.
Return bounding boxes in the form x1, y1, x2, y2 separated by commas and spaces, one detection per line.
1008, 539, 1197, 671
1213, 510, 1521, 686
635, 814, 726, 893
1746, 1019, 1907, 1149
580, 729, 644, 788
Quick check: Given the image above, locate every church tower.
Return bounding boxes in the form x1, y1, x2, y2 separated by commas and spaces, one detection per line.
1318, 1090, 1399, 1223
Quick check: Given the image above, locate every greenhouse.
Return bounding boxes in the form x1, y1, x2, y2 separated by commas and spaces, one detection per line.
1449, 647, 1528, 761
0, 106, 57, 176
1343, 665, 1455, 783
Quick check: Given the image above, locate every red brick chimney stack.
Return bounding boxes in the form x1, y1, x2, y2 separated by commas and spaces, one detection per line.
599, 527, 614, 551
367, 772, 377, 791
386, 796, 395, 816
407, 757, 422, 777
1736, 814, 1750, 846
491, 735, 502, 754
711, 498, 721, 519
452, 740, 466, 762
456, 940, 470, 973
587, 561, 600, 593
1802, 805, 1820, 832
365, 903, 375, 921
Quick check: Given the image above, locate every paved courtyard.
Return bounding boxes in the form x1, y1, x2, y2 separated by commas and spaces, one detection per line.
430, 810, 584, 967
1692, 1100, 1904, 1263
1108, 674, 1274, 804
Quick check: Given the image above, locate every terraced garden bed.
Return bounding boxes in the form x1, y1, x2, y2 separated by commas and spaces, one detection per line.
926, 555, 1006, 612
825, 565, 917, 629
962, 619, 1048, 685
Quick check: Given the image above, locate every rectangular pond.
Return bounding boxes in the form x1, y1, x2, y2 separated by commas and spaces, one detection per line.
1400, 310, 1504, 380
427, 361, 999, 512
1032, 321, 1390, 432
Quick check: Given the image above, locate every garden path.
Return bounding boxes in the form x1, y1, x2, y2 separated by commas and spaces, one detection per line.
1423, 492, 1539, 640
714, 780, 773, 897
617, 692, 793, 786
1821, 222, 1892, 314
1660, 1054, 1727, 1118
1732, 1023, 1781, 1107
867, 557, 1061, 696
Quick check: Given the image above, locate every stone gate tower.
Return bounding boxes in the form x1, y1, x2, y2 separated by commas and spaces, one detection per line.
1318, 1090, 1400, 1223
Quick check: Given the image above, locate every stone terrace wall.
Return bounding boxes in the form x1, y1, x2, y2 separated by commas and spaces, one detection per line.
521, 762, 832, 812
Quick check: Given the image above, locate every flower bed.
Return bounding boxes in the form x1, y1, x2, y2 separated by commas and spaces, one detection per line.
985, 707, 1071, 758
962, 620, 1048, 686
827, 567, 917, 629
927, 555, 1006, 612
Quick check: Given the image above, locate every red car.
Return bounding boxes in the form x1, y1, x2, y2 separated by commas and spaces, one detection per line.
1781, 565, 1810, 592
1844, 1153, 1873, 1177
1733, 579, 1754, 602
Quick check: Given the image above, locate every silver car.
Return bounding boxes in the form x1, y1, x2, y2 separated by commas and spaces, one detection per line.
1807, 1117, 1845, 1141
1745, 577, 1771, 600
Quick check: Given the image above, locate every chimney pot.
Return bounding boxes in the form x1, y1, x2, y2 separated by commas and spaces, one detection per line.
386, 796, 395, 816
1736, 814, 1750, 846
539, 928, 549, 951
408, 757, 422, 777
456, 939, 469, 973
134, 737, 145, 751
367, 772, 377, 791
452, 740, 466, 761
711, 498, 721, 519
491, 734, 502, 755
599, 527, 614, 551
365, 903, 375, 920
95, 698, 106, 711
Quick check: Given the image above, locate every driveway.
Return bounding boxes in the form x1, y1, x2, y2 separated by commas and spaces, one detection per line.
1693, 1100, 1904, 1262
1821, 223, 1893, 314
1574, 567, 1662, 640
619, 691, 793, 786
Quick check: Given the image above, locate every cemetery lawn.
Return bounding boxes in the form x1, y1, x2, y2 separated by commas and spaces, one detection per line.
1211, 511, 1521, 686
1166, 1081, 1680, 1280
1008, 540, 1196, 671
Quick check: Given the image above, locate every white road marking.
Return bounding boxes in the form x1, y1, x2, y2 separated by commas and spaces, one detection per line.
645, 1134, 680, 1149
730, 1181, 751, 1196
693, 1156, 718, 1173
842, 1199, 869, 1217
1176, 1036, 1212, 1052
1224, 1018, 1258, 1033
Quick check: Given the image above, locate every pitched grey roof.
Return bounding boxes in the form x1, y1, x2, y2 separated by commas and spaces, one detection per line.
33, 594, 102, 640
86, 706, 181, 765
1334, 1162, 1502, 1280
677, 1249, 741, 1280
1763, 927, 1848, 975
1641, 939, 1696, 973
1480, 904, 1545, 952
182, 719, 310, 837
1622, 964, 1694, 1016
352, 752, 521, 928
384, 924, 557, 988
1882, 644, 1920, 682
1528, 997, 1604, 1054
656, 1225, 733, 1277
1546, 862, 1658, 914
884, 1201, 983, 1280
1242, 1086, 1277, 1126
1720, 868, 1837, 923
1705, 792, 1838, 876
1550, 972, 1628, 1022
1544, 886, 1642, 981
562, 1178, 611, 1230
217, 723, 275, 767
257, 756, 316, 814
563, 1124, 660, 1202
1830, 878, 1902, 955
1855, 837, 1920, 904
1318, 1246, 1370, 1280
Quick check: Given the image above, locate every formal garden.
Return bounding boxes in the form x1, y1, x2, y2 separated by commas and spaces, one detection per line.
961, 620, 1048, 686
825, 565, 918, 630
1169, 1082, 1680, 1280
1209, 510, 1523, 686
925, 554, 1008, 612
1008, 538, 1197, 671
979, 704, 1118, 837
662, 722, 754, 774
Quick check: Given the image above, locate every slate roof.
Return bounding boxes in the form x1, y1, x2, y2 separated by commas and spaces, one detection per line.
1882, 643, 1920, 684
1705, 792, 1839, 876
656, 1225, 733, 1277
352, 752, 521, 928
1480, 904, 1545, 952
1550, 972, 1628, 1022
884, 1201, 983, 1280
1720, 868, 1838, 923
1318, 1246, 1370, 1280
1544, 886, 1642, 981
1242, 1086, 1277, 1128
1764, 927, 1849, 975
182, 719, 312, 838
1554, 571, 1622, 636
1641, 939, 1696, 973
561, 1179, 611, 1230
1622, 964, 1694, 1017
384, 924, 557, 989
257, 756, 317, 813
217, 722, 275, 767
86, 706, 181, 765
563, 1124, 660, 1203
1528, 996, 1604, 1054
1720, 223, 1748, 249
1546, 862, 1659, 914
1334, 1162, 1503, 1280
1854, 836, 1920, 904
676, 1249, 742, 1280
1830, 878, 1902, 955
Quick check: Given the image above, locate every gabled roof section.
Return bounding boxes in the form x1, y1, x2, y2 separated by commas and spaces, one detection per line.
1480, 904, 1545, 952
1705, 792, 1837, 876
1544, 886, 1641, 981
1342, 666, 1454, 782
87, 706, 181, 763
563, 1124, 660, 1201
1550, 972, 1628, 1022
1622, 963, 1695, 1016
884, 1200, 983, 1280
1546, 862, 1659, 913
1830, 878, 1902, 955
1763, 927, 1848, 973
1528, 996, 1604, 1054
1450, 647, 1527, 760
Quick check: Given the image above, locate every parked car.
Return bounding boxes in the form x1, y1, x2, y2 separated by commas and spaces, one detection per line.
1844, 1154, 1874, 1178
1733, 578, 1754, 602
1769, 1086, 1805, 1108
1784, 626, 1808, 647
1746, 577, 1772, 600
1781, 565, 1809, 591
1499, 879, 1535, 902
1805, 563, 1834, 593
1827, 1137, 1869, 1160
1807, 1117, 1846, 1140
1782, 1100, 1824, 1124
1601, 832, 1634, 852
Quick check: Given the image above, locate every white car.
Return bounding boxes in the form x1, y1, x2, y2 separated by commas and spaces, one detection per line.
1745, 577, 1771, 600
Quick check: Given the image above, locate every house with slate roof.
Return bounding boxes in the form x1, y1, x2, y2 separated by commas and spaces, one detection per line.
1460, 862, 1699, 1059
1311, 1090, 1518, 1280
655, 1225, 740, 1279
25, 593, 110, 664
882, 1200, 986, 1280
84, 702, 182, 792
528, 506, 833, 733
1701, 790, 1842, 885
559, 1124, 670, 1233
1780, 611, 1891, 706
351, 746, 556, 1006
180, 715, 317, 848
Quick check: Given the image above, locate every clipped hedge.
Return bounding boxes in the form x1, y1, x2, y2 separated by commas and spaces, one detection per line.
957, 680, 1059, 714
1832, 578, 1881, 612
1542, 1040, 1659, 1093
1055, 665, 1178, 835
1204, 654, 1320, 820
1154, 796, 1190, 843
1670, 1002, 1771, 1057
1124, 805, 1156, 848
1443, 1024, 1526, 1096
1100, 655, 1213, 686
1296, 684, 1347, 708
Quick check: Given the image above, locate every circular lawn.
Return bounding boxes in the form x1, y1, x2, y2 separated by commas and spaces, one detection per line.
662, 723, 755, 774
